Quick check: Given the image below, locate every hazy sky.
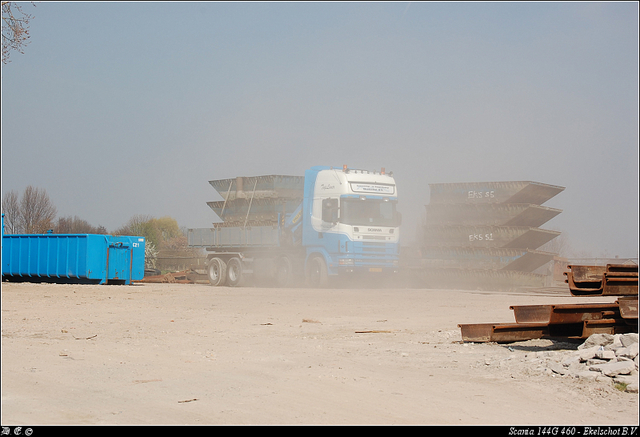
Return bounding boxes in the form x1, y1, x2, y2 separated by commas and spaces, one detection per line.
2, 2, 638, 258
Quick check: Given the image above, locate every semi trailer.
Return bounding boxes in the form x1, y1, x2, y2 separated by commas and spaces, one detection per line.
188, 165, 401, 287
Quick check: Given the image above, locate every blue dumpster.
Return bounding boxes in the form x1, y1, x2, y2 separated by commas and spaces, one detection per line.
2, 214, 145, 284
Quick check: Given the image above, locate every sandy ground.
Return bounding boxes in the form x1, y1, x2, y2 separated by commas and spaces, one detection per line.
1, 281, 638, 425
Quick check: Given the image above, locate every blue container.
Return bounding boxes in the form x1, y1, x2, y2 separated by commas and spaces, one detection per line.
2, 217, 145, 284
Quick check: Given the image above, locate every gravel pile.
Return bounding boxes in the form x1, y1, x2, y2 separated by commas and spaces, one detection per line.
520, 333, 639, 393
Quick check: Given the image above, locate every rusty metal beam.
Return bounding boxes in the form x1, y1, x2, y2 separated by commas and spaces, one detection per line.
567, 265, 606, 282
617, 297, 638, 320
458, 323, 548, 343
564, 264, 638, 296
459, 318, 638, 343
565, 273, 638, 297
509, 303, 621, 325
460, 302, 637, 343
458, 322, 584, 343
606, 264, 639, 274
602, 274, 638, 296
458, 263, 638, 342
565, 272, 603, 295
582, 319, 636, 337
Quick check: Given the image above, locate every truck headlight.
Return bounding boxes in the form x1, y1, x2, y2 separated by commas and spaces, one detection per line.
339, 258, 355, 266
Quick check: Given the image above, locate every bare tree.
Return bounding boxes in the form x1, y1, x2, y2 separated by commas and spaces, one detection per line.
54, 216, 78, 234
2, 186, 56, 233
2, 1, 35, 64
19, 185, 57, 233
1, 189, 20, 233
54, 215, 107, 234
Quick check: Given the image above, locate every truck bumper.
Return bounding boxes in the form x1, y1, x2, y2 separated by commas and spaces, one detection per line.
337, 265, 399, 275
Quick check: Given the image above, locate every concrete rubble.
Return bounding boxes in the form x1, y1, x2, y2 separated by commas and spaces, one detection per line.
521, 333, 639, 393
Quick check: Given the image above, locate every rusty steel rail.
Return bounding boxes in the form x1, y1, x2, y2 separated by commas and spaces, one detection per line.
458, 322, 584, 343
460, 297, 637, 343
509, 303, 621, 325
617, 297, 639, 321
459, 264, 638, 343
565, 272, 603, 294
564, 264, 638, 297
459, 318, 635, 343
581, 318, 636, 337
602, 273, 639, 296
459, 322, 550, 343
567, 265, 607, 282
607, 264, 640, 274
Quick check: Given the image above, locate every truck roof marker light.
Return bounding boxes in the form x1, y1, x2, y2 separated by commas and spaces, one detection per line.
343, 164, 347, 172
381, 168, 385, 175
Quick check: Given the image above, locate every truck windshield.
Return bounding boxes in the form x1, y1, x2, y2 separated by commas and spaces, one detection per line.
341, 198, 398, 226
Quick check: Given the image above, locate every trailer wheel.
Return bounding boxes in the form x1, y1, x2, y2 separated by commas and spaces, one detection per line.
275, 256, 293, 288
226, 257, 244, 287
207, 257, 227, 286
306, 256, 328, 288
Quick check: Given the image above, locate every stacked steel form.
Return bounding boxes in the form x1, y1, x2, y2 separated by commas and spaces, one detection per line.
419, 181, 565, 290
206, 175, 305, 227
458, 263, 638, 343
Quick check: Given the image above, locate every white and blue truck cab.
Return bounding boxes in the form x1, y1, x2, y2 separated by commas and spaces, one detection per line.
187, 165, 401, 287
302, 165, 401, 285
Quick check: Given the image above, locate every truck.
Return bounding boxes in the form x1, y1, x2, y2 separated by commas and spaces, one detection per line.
187, 165, 402, 287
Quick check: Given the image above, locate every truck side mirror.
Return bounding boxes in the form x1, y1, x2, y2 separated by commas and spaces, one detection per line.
322, 198, 339, 224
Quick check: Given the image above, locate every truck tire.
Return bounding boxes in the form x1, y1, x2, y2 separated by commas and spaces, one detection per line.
207, 257, 227, 286
226, 257, 244, 287
275, 256, 293, 287
306, 256, 328, 288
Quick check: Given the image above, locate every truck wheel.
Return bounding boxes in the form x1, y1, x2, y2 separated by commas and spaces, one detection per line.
226, 257, 244, 287
207, 257, 227, 286
275, 256, 293, 287
306, 256, 328, 288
